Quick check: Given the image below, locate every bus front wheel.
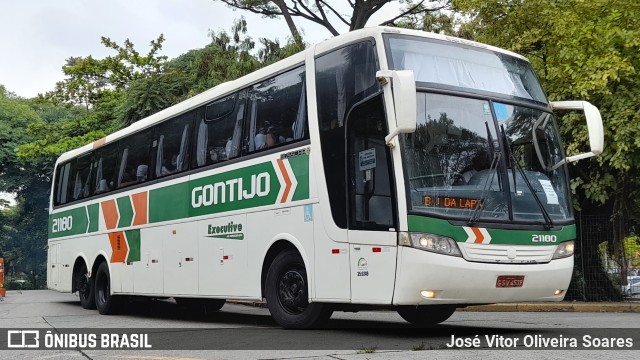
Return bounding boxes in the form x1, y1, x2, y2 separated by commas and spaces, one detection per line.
76, 262, 95, 309
397, 305, 456, 326
94, 262, 122, 315
265, 249, 332, 329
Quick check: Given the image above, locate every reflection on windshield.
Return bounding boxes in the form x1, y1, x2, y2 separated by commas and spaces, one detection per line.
401, 93, 573, 224
386, 36, 547, 103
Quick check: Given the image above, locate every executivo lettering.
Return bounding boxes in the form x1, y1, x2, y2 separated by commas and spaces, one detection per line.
207, 221, 244, 240
191, 173, 270, 208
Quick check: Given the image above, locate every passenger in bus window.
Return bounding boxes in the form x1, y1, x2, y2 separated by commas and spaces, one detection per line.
120, 166, 137, 187
161, 154, 178, 175
255, 124, 277, 150
136, 164, 148, 182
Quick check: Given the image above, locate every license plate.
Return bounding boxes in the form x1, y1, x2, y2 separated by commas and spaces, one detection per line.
496, 275, 525, 288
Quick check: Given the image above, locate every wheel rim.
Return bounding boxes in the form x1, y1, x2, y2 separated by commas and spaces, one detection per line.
277, 268, 307, 314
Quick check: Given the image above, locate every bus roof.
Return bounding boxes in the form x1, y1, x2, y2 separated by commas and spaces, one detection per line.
55, 26, 529, 165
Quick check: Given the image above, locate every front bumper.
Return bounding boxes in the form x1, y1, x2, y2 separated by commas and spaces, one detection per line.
393, 246, 573, 305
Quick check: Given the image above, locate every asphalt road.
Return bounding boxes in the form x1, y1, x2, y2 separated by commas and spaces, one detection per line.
0, 290, 639, 359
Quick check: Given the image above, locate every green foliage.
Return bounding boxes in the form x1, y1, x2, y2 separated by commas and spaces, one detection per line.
119, 70, 191, 126
47, 34, 168, 108
0, 90, 53, 289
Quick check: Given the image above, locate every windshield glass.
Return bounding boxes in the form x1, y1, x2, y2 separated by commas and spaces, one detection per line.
386, 36, 547, 103
401, 93, 573, 224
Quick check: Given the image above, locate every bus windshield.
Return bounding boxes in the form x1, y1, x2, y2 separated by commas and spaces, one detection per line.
400, 92, 572, 225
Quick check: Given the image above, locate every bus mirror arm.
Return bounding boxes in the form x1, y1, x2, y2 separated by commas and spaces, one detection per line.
550, 100, 604, 165
376, 70, 417, 148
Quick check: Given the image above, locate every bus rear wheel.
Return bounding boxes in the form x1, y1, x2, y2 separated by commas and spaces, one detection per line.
94, 261, 122, 315
76, 262, 95, 309
265, 249, 332, 329
397, 305, 456, 326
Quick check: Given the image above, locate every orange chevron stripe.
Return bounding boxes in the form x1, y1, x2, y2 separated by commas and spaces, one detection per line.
471, 227, 484, 244
108, 231, 128, 263
131, 192, 148, 226
101, 200, 119, 230
276, 159, 292, 203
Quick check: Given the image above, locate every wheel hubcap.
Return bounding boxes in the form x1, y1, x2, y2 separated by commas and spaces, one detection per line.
277, 269, 307, 314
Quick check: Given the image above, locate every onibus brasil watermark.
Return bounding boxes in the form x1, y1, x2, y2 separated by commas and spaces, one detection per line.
7, 330, 151, 349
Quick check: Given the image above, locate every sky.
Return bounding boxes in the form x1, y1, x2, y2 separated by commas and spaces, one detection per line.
0, 0, 401, 98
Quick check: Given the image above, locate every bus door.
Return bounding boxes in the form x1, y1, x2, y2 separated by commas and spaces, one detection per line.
346, 94, 398, 304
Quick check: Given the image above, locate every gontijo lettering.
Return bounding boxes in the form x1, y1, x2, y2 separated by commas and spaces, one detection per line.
191, 173, 270, 208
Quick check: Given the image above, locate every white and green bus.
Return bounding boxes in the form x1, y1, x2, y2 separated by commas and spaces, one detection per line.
48, 27, 604, 328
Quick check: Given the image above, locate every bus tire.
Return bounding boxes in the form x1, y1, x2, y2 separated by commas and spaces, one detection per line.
265, 249, 332, 329
76, 262, 95, 309
397, 305, 456, 326
94, 262, 121, 315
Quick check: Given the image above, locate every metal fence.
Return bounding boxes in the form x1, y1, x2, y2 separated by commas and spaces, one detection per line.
567, 214, 639, 302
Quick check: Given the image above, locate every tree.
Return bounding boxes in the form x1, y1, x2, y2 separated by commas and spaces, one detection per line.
216, 0, 451, 38
0, 86, 55, 289
47, 35, 168, 109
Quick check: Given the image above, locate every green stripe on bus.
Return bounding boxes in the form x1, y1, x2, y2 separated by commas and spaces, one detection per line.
149, 182, 190, 223
117, 196, 134, 228
125, 229, 141, 262
49, 206, 90, 239
289, 155, 309, 201
407, 215, 576, 245
87, 203, 99, 233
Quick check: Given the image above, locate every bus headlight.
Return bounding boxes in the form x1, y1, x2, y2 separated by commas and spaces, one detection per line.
552, 241, 574, 259
401, 232, 462, 257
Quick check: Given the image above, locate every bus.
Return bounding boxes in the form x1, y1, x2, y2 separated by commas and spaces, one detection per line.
47, 26, 604, 329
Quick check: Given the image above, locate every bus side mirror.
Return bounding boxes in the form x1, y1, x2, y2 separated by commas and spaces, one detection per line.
550, 100, 604, 167
376, 70, 417, 147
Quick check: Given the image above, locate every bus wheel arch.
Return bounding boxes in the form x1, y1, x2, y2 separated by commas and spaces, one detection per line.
262, 241, 331, 329
261, 240, 300, 298
72, 255, 95, 309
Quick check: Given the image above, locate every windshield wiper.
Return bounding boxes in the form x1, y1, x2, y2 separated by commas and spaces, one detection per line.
467, 122, 500, 226
500, 124, 553, 229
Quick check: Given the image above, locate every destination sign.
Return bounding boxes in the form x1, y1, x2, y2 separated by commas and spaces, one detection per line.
423, 195, 483, 209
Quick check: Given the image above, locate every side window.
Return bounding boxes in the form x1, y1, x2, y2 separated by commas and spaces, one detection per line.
54, 162, 72, 206
153, 112, 194, 178
244, 66, 308, 154
194, 92, 245, 167
92, 143, 118, 196
69, 153, 93, 201
117, 130, 153, 189
316, 41, 379, 228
